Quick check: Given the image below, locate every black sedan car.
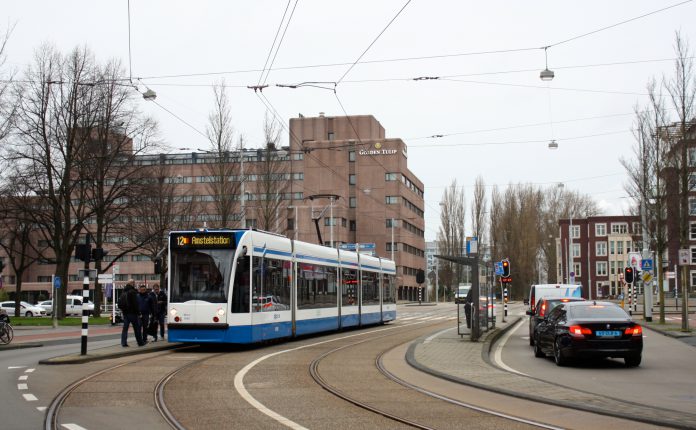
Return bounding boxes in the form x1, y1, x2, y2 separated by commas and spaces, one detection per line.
533, 301, 643, 367
527, 297, 585, 346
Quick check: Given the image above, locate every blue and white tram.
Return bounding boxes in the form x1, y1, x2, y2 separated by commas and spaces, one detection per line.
167, 229, 397, 344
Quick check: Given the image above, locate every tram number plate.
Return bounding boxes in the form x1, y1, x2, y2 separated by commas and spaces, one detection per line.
273, 314, 280, 320
596, 330, 621, 337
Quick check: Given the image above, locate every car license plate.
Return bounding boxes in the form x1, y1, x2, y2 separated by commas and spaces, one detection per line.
596, 330, 621, 337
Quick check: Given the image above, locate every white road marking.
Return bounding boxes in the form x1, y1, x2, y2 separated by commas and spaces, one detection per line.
36, 406, 47, 412
62, 424, 88, 430
25, 368, 35, 373
18, 383, 28, 390
8, 366, 27, 369
424, 326, 457, 344
18, 375, 28, 381
234, 320, 430, 429
23, 394, 38, 401
492, 319, 529, 376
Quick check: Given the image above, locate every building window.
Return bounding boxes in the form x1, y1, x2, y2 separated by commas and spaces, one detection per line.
611, 223, 628, 234
571, 225, 580, 238
573, 263, 581, 278
348, 151, 355, 162
690, 246, 696, 264
626, 241, 632, 252
328, 132, 334, 141
572, 243, 581, 258
596, 242, 607, 256
632, 222, 641, 235
691, 270, 696, 288
595, 223, 607, 236
349, 174, 356, 185
690, 222, 696, 240
386, 219, 398, 228
385, 173, 398, 181
349, 220, 356, 231
37, 276, 52, 282
288, 218, 295, 230
617, 241, 624, 254
349, 197, 356, 208
324, 217, 338, 226
690, 197, 696, 216
610, 261, 616, 275
609, 241, 615, 255
689, 148, 696, 167
245, 219, 257, 229
596, 262, 608, 276
385, 196, 399, 205
386, 243, 398, 252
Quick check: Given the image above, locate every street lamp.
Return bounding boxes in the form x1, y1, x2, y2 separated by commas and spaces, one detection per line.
548, 139, 558, 150
142, 88, 157, 101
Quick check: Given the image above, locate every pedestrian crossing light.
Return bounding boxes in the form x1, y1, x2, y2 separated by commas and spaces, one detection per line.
502, 259, 510, 277
624, 267, 634, 284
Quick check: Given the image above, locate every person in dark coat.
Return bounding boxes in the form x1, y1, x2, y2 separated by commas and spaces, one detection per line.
137, 284, 155, 344
152, 283, 167, 341
464, 288, 473, 329
121, 281, 145, 347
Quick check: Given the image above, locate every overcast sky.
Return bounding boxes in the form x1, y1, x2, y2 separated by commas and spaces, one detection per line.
4, 1, 696, 240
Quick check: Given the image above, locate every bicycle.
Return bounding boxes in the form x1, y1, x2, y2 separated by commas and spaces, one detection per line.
0, 321, 13, 345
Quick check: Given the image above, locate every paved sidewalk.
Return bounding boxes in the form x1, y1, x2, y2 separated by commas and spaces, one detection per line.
407, 315, 696, 429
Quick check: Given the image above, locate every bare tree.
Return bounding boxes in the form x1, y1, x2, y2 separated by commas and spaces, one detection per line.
471, 175, 487, 246
622, 79, 671, 323
663, 31, 696, 329
0, 25, 16, 143
254, 112, 288, 232
0, 180, 47, 316
2, 45, 100, 318
81, 59, 160, 317
204, 80, 242, 228
437, 180, 465, 299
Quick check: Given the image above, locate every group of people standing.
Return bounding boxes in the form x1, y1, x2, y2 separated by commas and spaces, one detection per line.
120, 280, 167, 347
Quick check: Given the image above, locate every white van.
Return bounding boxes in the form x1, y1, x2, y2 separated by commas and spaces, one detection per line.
37, 295, 94, 316
454, 283, 472, 304
526, 284, 583, 313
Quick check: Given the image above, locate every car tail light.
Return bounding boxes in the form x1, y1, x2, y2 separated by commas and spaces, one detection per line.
625, 325, 642, 336
539, 303, 546, 317
569, 325, 592, 338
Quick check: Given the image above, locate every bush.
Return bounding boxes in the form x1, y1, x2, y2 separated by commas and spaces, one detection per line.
0, 289, 9, 302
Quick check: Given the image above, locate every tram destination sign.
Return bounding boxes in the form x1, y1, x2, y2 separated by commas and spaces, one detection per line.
171, 232, 236, 249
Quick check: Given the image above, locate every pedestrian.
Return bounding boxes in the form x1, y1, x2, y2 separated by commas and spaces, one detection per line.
120, 280, 145, 347
137, 284, 154, 344
464, 288, 473, 329
152, 283, 167, 341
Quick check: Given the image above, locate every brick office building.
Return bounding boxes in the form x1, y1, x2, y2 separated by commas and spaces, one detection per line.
0, 114, 426, 302
557, 216, 642, 299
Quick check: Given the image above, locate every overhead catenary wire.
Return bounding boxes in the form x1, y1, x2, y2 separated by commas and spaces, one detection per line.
258, 0, 300, 86
336, 0, 412, 84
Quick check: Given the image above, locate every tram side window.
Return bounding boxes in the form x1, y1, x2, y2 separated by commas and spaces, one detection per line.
298, 263, 338, 309
341, 268, 358, 306
382, 273, 396, 304
232, 256, 250, 313
362, 271, 380, 305
252, 257, 291, 312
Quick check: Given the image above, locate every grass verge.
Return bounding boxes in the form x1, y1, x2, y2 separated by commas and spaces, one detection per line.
10, 316, 112, 326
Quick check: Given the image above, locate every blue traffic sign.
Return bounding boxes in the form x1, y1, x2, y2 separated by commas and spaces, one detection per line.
53, 276, 61, 289
494, 262, 503, 275
641, 259, 653, 271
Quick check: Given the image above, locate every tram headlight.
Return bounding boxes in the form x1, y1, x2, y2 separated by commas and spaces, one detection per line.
217, 308, 225, 316
170, 308, 178, 317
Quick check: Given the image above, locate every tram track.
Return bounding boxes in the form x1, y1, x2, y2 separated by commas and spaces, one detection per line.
43, 346, 220, 430
306, 316, 554, 430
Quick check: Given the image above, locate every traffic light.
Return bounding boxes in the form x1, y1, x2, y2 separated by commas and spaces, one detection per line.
91, 248, 104, 261
502, 259, 510, 277
624, 267, 634, 284
416, 269, 425, 284
75, 244, 92, 262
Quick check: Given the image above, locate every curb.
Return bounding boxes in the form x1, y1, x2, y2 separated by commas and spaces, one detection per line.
642, 324, 693, 339
0, 342, 44, 351
39, 342, 184, 365
405, 316, 696, 430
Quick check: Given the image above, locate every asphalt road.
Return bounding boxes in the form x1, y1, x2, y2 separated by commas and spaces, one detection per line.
499, 317, 696, 415
0, 338, 125, 430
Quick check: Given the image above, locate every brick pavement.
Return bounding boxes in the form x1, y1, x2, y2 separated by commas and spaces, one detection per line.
407, 316, 696, 429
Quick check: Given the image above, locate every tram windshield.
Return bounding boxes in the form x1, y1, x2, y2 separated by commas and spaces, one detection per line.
170, 249, 233, 303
